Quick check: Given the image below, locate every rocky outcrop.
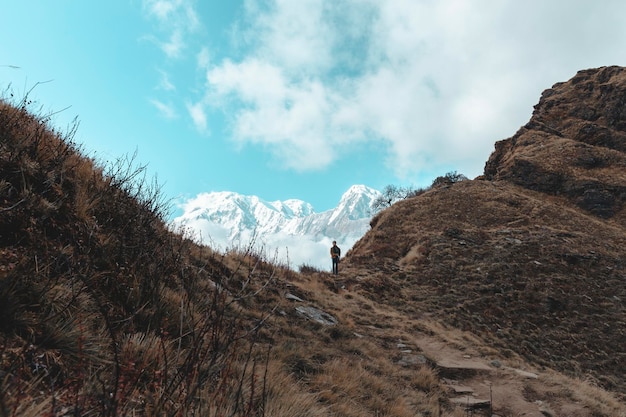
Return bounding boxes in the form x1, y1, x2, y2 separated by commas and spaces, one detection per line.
484, 66, 626, 221
345, 67, 626, 398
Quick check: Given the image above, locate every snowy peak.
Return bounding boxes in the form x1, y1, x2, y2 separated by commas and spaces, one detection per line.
270, 199, 316, 218
330, 185, 380, 223
342, 184, 380, 199
337, 185, 380, 211
172, 185, 381, 269
178, 192, 313, 222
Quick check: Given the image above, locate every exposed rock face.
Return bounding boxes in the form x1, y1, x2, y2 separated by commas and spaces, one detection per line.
484, 66, 626, 221
345, 66, 626, 398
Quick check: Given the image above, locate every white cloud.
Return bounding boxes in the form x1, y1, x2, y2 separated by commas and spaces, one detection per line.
254, 234, 353, 271
150, 99, 177, 119
277, 235, 360, 272
143, 0, 200, 58
206, 58, 347, 170
157, 69, 176, 91
203, 0, 626, 179
175, 218, 230, 250
208, 58, 288, 104
240, 0, 337, 73
161, 29, 185, 58
144, 0, 176, 20
177, 220, 356, 271
143, 0, 199, 29
196, 47, 211, 70
186, 101, 209, 133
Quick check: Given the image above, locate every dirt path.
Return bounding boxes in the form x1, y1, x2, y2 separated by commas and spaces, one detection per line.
417, 337, 549, 416
339, 295, 600, 416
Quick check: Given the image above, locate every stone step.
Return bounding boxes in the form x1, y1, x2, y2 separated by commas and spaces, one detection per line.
450, 396, 491, 409
435, 358, 493, 379
446, 384, 474, 395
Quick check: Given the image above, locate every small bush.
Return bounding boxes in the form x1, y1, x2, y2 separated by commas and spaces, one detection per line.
299, 263, 322, 274
372, 184, 428, 212
431, 170, 468, 187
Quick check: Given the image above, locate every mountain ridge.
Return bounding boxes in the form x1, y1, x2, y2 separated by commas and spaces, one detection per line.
173, 184, 381, 269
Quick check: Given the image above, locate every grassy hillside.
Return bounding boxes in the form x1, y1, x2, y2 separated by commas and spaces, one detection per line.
1, 90, 625, 417
345, 66, 626, 412
346, 179, 625, 393
0, 98, 287, 416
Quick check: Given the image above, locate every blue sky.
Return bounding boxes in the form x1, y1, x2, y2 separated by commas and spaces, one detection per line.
2, 1, 626, 217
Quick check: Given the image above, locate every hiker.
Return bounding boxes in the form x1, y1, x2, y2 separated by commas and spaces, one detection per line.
330, 241, 341, 274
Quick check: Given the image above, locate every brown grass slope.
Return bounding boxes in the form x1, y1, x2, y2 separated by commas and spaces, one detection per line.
0, 96, 486, 417
2, 68, 626, 417
345, 66, 626, 401
2, 97, 503, 417
0, 98, 292, 416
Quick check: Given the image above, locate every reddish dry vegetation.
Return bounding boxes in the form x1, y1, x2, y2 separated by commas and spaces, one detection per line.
1, 66, 625, 417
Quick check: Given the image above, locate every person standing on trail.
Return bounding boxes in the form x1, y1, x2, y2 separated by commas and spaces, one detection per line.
330, 241, 341, 275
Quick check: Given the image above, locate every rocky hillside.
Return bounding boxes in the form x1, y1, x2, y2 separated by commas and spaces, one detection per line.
485, 65, 626, 222
2, 68, 625, 417
345, 66, 626, 398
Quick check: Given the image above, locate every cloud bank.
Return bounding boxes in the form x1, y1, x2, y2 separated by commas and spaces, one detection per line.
178, 217, 356, 272
148, 0, 626, 179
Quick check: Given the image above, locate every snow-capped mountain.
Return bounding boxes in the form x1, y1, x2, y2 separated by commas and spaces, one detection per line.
172, 185, 381, 270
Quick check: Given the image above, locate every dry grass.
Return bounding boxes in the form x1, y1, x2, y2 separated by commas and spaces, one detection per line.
2, 81, 626, 417
345, 179, 626, 398
0, 97, 276, 416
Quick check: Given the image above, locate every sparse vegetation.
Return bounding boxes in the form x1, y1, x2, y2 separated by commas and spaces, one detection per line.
372, 171, 468, 213
299, 262, 323, 275
430, 170, 468, 187
0, 96, 278, 416
372, 184, 427, 212
2, 67, 626, 417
